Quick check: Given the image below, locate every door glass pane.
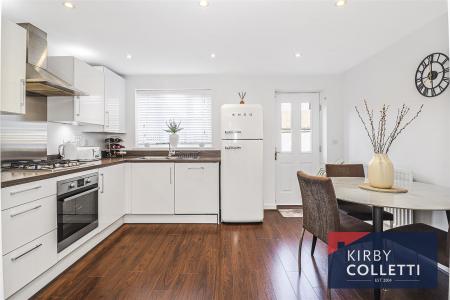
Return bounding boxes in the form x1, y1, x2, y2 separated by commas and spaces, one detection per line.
281, 103, 291, 129
300, 102, 312, 152
300, 102, 311, 129
281, 132, 292, 152
280, 103, 292, 152
301, 132, 312, 152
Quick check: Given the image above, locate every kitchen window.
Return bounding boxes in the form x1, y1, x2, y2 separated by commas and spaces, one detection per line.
135, 90, 212, 148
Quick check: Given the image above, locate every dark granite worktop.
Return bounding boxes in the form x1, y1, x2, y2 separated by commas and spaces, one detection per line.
1, 151, 220, 188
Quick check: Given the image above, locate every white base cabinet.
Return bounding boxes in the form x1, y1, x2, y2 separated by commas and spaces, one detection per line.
131, 163, 175, 214
175, 163, 219, 214
3, 230, 57, 298
99, 164, 125, 231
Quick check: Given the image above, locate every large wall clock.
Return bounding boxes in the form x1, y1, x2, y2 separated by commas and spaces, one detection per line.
415, 52, 449, 97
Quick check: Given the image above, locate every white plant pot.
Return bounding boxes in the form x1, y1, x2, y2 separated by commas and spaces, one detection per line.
368, 153, 394, 189
169, 133, 179, 148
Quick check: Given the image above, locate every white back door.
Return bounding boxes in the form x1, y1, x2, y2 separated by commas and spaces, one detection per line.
275, 92, 320, 205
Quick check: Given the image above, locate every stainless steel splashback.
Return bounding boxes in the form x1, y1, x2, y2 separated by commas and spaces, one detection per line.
1, 97, 48, 161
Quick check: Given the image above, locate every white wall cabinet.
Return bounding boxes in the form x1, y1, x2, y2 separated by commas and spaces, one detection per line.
131, 163, 174, 214
47, 56, 105, 125
99, 164, 125, 230
96, 67, 126, 133
1, 19, 26, 114
175, 163, 219, 214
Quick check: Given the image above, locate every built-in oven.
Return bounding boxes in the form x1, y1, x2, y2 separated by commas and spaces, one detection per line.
57, 173, 99, 252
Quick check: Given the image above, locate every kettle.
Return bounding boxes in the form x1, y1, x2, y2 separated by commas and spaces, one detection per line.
58, 142, 78, 160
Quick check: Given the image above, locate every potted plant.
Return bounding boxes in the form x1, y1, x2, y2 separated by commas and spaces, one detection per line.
355, 100, 423, 189
164, 119, 183, 149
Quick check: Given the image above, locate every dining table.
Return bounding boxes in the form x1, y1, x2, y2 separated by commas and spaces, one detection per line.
331, 177, 450, 300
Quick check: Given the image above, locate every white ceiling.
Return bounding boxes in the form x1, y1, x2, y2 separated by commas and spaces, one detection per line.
2, 0, 448, 76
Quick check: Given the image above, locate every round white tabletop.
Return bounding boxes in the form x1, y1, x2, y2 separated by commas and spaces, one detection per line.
331, 177, 450, 211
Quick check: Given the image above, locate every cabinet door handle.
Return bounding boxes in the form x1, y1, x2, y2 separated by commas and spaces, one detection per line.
188, 167, 205, 170
10, 205, 42, 217
11, 243, 43, 261
170, 167, 172, 184
10, 185, 42, 196
76, 96, 81, 116
20, 79, 26, 108
105, 111, 110, 128
101, 174, 105, 193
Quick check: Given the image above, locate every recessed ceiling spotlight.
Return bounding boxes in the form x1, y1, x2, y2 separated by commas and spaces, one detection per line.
335, 0, 347, 7
295, 53, 302, 58
210, 53, 216, 58
63, 1, 75, 9
199, 0, 209, 7
126, 54, 132, 60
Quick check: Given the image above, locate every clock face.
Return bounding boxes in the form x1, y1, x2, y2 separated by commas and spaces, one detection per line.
415, 52, 449, 97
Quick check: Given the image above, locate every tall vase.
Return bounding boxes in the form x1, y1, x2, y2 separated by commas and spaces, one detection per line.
169, 133, 179, 148
368, 153, 394, 189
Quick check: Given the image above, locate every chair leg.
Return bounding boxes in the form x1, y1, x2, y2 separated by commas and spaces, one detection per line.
298, 228, 305, 274
311, 235, 318, 256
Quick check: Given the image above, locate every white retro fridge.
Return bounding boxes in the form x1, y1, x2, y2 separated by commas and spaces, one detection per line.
221, 104, 263, 222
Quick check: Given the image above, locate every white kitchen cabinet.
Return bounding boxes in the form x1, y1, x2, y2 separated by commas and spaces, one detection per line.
1, 19, 26, 114
96, 66, 126, 133
3, 230, 57, 298
47, 56, 105, 125
98, 164, 125, 230
131, 163, 174, 214
175, 163, 219, 214
2, 195, 57, 255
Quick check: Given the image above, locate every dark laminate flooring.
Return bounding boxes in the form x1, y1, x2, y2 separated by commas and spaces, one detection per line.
33, 211, 448, 300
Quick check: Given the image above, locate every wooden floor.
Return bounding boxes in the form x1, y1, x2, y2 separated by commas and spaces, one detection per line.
33, 211, 448, 300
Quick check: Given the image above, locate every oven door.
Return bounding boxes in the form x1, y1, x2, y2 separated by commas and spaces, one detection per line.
57, 185, 99, 252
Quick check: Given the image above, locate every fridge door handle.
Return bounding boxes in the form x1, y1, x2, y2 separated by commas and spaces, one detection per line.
225, 146, 242, 150
224, 130, 242, 134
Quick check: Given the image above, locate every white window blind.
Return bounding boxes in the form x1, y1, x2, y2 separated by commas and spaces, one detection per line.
135, 90, 212, 148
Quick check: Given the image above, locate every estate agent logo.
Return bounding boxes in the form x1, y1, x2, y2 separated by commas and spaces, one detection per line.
328, 232, 437, 289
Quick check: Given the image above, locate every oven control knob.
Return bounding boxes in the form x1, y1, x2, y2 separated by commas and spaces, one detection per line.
86, 179, 91, 184
69, 183, 76, 189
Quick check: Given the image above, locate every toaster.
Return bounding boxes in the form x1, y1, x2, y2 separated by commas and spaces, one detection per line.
77, 147, 102, 161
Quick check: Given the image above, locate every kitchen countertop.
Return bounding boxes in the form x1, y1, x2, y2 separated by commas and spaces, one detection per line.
1, 156, 220, 188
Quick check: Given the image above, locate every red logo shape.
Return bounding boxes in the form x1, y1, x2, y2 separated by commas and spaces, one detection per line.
328, 232, 370, 255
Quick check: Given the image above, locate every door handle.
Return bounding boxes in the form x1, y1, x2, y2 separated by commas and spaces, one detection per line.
275, 151, 280, 160
11, 243, 43, 261
20, 79, 26, 108
10, 185, 42, 196
10, 205, 42, 217
62, 187, 100, 202
76, 96, 81, 116
170, 167, 172, 184
101, 173, 105, 194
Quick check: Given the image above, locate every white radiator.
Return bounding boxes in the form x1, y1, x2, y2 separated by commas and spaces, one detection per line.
363, 166, 414, 228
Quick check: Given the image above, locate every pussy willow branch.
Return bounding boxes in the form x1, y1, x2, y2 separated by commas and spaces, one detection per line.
355, 105, 376, 152
385, 104, 423, 154
355, 100, 423, 154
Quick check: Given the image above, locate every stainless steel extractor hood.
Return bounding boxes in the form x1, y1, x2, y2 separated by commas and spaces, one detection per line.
18, 23, 86, 97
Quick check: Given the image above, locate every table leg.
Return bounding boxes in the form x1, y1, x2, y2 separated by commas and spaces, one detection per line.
372, 206, 384, 300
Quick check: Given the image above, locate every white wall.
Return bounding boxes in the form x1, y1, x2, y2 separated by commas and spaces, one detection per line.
124, 75, 344, 208
342, 14, 449, 228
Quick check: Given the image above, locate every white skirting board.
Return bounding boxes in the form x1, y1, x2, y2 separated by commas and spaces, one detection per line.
8, 218, 124, 300
124, 214, 219, 224
264, 204, 277, 210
